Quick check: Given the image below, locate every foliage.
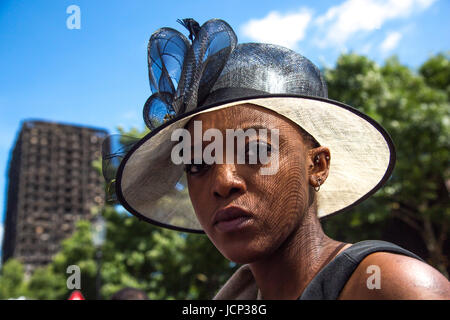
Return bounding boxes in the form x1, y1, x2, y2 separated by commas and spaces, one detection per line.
0, 259, 28, 299
97, 206, 236, 300
322, 53, 450, 276
419, 52, 450, 97
0, 207, 236, 299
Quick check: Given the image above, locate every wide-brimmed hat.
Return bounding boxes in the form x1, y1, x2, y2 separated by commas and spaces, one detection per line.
102, 18, 395, 233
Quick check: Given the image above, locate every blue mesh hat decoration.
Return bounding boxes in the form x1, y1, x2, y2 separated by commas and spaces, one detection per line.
102, 18, 396, 233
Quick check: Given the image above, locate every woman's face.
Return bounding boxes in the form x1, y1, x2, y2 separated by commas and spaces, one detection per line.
185, 104, 329, 263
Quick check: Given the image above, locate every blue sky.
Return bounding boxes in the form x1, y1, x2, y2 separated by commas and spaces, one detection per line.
0, 0, 449, 254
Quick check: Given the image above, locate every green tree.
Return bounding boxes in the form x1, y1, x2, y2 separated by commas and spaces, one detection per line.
323, 53, 450, 277
27, 265, 67, 300
419, 52, 450, 97
0, 259, 28, 299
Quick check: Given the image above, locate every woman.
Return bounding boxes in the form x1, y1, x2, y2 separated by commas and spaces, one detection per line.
103, 18, 450, 299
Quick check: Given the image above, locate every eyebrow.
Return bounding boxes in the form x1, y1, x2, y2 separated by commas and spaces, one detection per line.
240, 125, 284, 143
188, 124, 284, 151
240, 125, 271, 131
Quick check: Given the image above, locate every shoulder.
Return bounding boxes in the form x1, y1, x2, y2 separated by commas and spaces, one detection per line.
338, 251, 450, 299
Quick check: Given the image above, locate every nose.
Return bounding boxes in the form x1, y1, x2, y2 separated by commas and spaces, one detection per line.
211, 164, 247, 198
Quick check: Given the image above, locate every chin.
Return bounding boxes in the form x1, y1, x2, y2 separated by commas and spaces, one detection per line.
215, 236, 276, 264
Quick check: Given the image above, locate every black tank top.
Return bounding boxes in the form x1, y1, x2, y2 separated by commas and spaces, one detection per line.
299, 240, 424, 300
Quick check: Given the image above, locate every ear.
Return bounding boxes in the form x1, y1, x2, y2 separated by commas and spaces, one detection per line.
307, 146, 330, 190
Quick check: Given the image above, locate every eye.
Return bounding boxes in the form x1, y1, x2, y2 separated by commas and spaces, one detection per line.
184, 162, 210, 175
245, 141, 272, 163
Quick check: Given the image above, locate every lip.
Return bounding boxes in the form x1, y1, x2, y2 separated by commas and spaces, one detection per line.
213, 206, 253, 233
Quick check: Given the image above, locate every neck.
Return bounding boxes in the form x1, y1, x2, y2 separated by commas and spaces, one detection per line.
248, 204, 343, 300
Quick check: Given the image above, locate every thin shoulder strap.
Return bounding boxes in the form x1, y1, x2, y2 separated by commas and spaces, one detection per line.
299, 240, 424, 300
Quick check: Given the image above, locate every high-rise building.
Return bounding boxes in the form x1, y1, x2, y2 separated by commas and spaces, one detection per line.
1, 120, 108, 273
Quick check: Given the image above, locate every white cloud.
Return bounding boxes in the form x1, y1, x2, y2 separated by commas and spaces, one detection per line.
241, 8, 312, 49
315, 0, 436, 48
380, 31, 403, 53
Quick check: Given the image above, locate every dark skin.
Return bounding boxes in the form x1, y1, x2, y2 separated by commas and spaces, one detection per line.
185, 104, 450, 300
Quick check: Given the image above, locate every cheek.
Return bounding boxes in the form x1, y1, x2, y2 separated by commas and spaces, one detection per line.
252, 151, 308, 239
187, 177, 213, 227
